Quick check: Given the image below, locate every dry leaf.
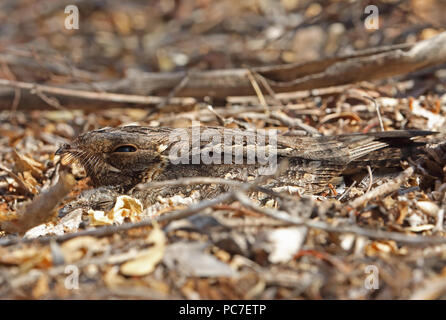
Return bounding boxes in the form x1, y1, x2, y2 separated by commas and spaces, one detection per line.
267, 227, 308, 264
61, 236, 107, 263
365, 240, 407, 256
88, 195, 143, 226
120, 227, 166, 276
163, 242, 235, 277
0, 246, 51, 268
24, 208, 83, 239
32, 274, 50, 299
104, 266, 127, 288
12, 149, 43, 180
1, 171, 76, 234
416, 201, 440, 217
406, 224, 435, 232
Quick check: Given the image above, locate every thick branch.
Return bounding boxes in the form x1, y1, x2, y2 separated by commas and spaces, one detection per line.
0, 33, 445, 109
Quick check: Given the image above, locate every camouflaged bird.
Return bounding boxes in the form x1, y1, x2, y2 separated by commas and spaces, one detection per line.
56, 126, 434, 213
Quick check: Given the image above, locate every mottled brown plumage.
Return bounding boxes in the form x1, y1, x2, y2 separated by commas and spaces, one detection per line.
56, 126, 434, 212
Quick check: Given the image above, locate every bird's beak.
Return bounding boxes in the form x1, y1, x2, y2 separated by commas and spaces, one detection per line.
56, 143, 85, 166
55, 143, 73, 156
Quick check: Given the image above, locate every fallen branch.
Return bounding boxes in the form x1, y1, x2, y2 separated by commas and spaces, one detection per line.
84, 32, 446, 97
0, 78, 196, 110
0, 33, 445, 109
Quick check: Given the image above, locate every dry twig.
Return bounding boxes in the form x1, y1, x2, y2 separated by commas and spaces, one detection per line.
349, 166, 414, 209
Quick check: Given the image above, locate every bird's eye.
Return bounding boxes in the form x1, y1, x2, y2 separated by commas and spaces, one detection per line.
113, 145, 137, 153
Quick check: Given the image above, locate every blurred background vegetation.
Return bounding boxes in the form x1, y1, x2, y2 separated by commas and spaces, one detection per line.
0, 0, 444, 80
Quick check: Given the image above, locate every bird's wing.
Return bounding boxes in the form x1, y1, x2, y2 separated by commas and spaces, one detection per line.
278, 130, 434, 164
